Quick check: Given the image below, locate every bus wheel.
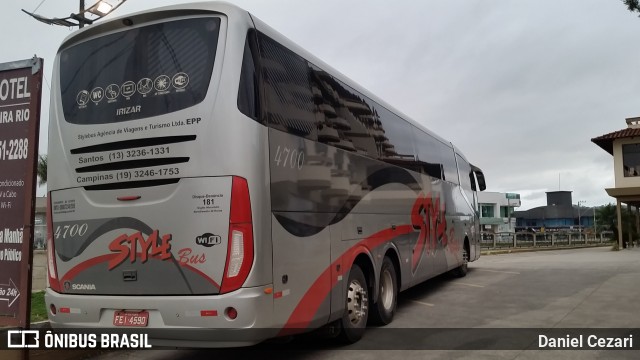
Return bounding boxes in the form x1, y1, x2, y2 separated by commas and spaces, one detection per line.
338, 264, 369, 343
370, 257, 397, 325
451, 245, 469, 278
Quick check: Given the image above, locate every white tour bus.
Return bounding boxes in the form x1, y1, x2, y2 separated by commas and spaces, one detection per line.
45, 1, 487, 347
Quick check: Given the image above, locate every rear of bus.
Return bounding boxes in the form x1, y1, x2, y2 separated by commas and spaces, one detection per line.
45, 3, 274, 346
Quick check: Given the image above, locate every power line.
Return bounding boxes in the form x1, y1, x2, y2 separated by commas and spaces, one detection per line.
33, 0, 48, 13
43, 72, 51, 91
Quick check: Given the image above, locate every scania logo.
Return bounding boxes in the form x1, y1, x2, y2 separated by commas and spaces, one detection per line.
196, 233, 221, 247
65, 281, 96, 290
72, 283, 96, 290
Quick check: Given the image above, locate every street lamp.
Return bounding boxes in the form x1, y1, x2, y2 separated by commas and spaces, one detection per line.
578, 200, 586, 240
88, 1, 114, 16
22, 1, 127, 28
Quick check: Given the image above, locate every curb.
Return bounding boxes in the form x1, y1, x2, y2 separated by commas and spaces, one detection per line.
481, 243, 612, 255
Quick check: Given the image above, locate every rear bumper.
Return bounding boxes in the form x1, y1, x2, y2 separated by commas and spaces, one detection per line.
45, 285, 275, 347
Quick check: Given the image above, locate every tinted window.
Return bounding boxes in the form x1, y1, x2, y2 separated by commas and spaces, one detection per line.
413, 129, 444, 179
254, 33, 462, 181
456, 153, 472, 190
60, 17, 220, 124
414, 129, 457, 183
238, 31, 259, 120
373, 105, 416, 162
258, 33, 317, 140
623, 143, 640, 177
311, 71, 379, 156
436, 143, 457, 184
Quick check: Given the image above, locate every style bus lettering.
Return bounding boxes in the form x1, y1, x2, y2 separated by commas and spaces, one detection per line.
108, 230, 172, 270
410, 192, 449, 273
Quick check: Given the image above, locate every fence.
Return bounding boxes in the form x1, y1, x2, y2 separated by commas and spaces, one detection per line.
480, 231, 614, 250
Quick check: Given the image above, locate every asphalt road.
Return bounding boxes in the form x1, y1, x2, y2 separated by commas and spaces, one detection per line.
20, 246, 640, 359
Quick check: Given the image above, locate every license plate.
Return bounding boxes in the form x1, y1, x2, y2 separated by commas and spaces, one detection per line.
113, 310, 149, 327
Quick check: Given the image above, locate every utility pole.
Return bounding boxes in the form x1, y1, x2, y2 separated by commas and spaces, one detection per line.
79, 1, 85, 28
594, 207, 597, 236
578, 201, 585, 241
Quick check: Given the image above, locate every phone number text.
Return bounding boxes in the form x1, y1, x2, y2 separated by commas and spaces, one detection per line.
108, 146, 170, 161
116, 167, 180, 181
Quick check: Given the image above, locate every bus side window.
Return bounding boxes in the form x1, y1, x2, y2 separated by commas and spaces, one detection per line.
413, 128, 444, 180
455, 153, 473, 190
238, 31, 259, 120
257, 33, 317, 141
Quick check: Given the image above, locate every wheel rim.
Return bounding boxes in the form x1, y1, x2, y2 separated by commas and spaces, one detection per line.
347, 279, 367, 325
461, 248, 468, 271
380, 268, 394, 310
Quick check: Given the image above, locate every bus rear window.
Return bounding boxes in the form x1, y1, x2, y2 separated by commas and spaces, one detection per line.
60, 17, 220, 125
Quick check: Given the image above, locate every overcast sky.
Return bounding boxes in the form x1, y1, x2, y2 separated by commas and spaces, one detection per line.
2, 0, 640, 210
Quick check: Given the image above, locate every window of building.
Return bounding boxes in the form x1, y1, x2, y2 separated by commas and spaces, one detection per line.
500, 206, 513, 218
480, 204, 494, 218
622, 143, 640, 177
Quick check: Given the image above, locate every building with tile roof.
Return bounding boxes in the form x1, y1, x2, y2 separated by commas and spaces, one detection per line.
591, 116, 640, 248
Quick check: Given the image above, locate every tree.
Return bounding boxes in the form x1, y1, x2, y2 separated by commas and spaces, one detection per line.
623, 0, 640, 15
596, 203, 638, 246
596, 203, 617, 233
37, 154, 47, 186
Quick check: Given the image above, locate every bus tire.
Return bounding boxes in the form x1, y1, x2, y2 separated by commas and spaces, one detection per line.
370, 257, 397, 325
451, 245, 469, 278
338, 264, 369, 343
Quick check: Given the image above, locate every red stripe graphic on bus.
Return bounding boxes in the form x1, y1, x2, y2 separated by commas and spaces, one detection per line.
280, 224, 413, 333
60, 254, 118, 284
176, 261, 221, 289
410, 192, 448, 274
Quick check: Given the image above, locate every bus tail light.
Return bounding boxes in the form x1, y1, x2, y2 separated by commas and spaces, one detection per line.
220, 177, 254, 294
46, 194, 62, 292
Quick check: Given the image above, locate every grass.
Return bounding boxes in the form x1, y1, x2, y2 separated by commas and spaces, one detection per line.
31, 290, 48, 322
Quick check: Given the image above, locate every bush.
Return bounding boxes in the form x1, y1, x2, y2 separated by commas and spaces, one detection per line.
611, 241, 620, 251
31, 291, 47, 322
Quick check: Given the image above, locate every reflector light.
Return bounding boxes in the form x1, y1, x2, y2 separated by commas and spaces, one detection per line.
117, 195, 141, 201
60, 307, 70, 314
225, 307, 238, 320
200, 310, 218, 317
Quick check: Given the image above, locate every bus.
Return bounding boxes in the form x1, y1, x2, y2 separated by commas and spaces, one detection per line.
45, 1, 487, 347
